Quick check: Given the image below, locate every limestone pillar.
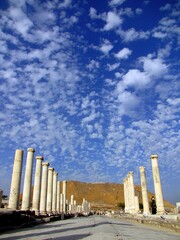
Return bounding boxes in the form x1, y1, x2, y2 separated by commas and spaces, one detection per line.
123, 177, 129, 213
40, 162, 49, 215
60, 193, 64, 212
52, 171, 58, 213
8, 149, 24, 209
32, 156, 43, 215
135, 196, 139, 212
21, 148, 35, 210
151, 155, 165, 214
46, 167, 54, 214
139, 166, 150, 215
70, 194, 74, 212
56, 181, 61, 213
74, 200, 77, 213
62, 180, 67, 213
128, 172, 135, 214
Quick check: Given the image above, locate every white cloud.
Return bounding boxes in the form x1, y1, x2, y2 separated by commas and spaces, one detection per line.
99, 40, 114, 54
167, 98, 180, 106
59, 0, 72, 8
122, 69, 151, 89
140, 57, 168, 77
152, 31, 167, 39
115, 47, 132, 60
109, 0, 126, 7
103, 11, 122, 31
160, 3, 172, 11
107, 63, 120, 71
118, 28, 149, 42
89, 7, 98, 19
9, 7, 34, 36
135, 8, 142, 15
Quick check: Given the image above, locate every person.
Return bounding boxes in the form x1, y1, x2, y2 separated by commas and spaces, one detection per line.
151, 196, 157, 214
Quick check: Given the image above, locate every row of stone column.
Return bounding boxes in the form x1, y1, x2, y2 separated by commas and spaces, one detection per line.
65, 195, 91, 215
8, 148, 68, 215
8, 148, 91, 216
123, 155, 165, 215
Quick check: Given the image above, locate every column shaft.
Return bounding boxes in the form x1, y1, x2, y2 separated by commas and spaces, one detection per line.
21, 148, 35, 210
46, 167, 54, 214
128, 172, 136, 213
56, 181, 60, 213
139, 166, 150, 215
151, 155, 165, 214
8, 150, 24, 209
62, 180, 67, 213
32, 156, 43, 215
123, 178, 129, 213
60, 193, 64, 212
40, 162, 49, 214
52, 171, 58, 213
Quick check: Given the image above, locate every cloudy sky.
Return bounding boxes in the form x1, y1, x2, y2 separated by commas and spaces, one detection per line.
0, 0, 179, 205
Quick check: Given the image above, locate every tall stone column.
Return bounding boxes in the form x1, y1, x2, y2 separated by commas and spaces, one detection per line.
32, 156, 44, 215
21, 148, 35, 210
56, 181, 61, 213
52, 171, 58, 213
139, 166, 150, 215
128, 172, 135, 214
62, 180, 67, 213
8, 149, 24, 209
151, 155, 165, 214
40, 162, 49, 215
135, 196, 139, 212
123, 177, 129, 213
60, 193, 64, 212
46, 167, 54, 215
70, 194, 74, 213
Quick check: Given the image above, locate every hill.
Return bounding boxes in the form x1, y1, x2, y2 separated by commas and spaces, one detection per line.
64, 181, 175, 211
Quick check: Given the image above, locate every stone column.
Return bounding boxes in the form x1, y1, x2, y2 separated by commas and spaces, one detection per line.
46, 167, 54, 215
135, 196, 139, 212
70, 195, 74, 212
151, 155, 165, 214
32, 156, 44, 215
139, 166, 150, 215
21, 148, 35, 210
8, 150, 24, 209
52, 171, 58, 214
62, 180, 67, 213
74, 200, 77, 213
60, 193, 64, 212
128, 172, 135, 214
40, 162, 49, 215
56, 181, 61, 213
123, 177, 129, 213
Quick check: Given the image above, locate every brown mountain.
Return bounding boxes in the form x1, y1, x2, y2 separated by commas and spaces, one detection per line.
64, 181, 175, 211
19, 180, 174, 211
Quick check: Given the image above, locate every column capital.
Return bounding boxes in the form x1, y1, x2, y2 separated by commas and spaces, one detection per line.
139, 166, 145, 171
48, 167, 54, 171
36, 156, 44, 160
53, 171, 58, 176
27, 148, 35, 152
128, 171, 133, 175
42, 162, 49, 167
151, 154, 158, 160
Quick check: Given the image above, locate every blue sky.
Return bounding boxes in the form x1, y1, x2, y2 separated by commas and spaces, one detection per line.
0, 0, 179, 205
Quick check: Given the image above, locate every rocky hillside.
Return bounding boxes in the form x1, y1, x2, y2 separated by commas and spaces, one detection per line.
64, 181, 175, 211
